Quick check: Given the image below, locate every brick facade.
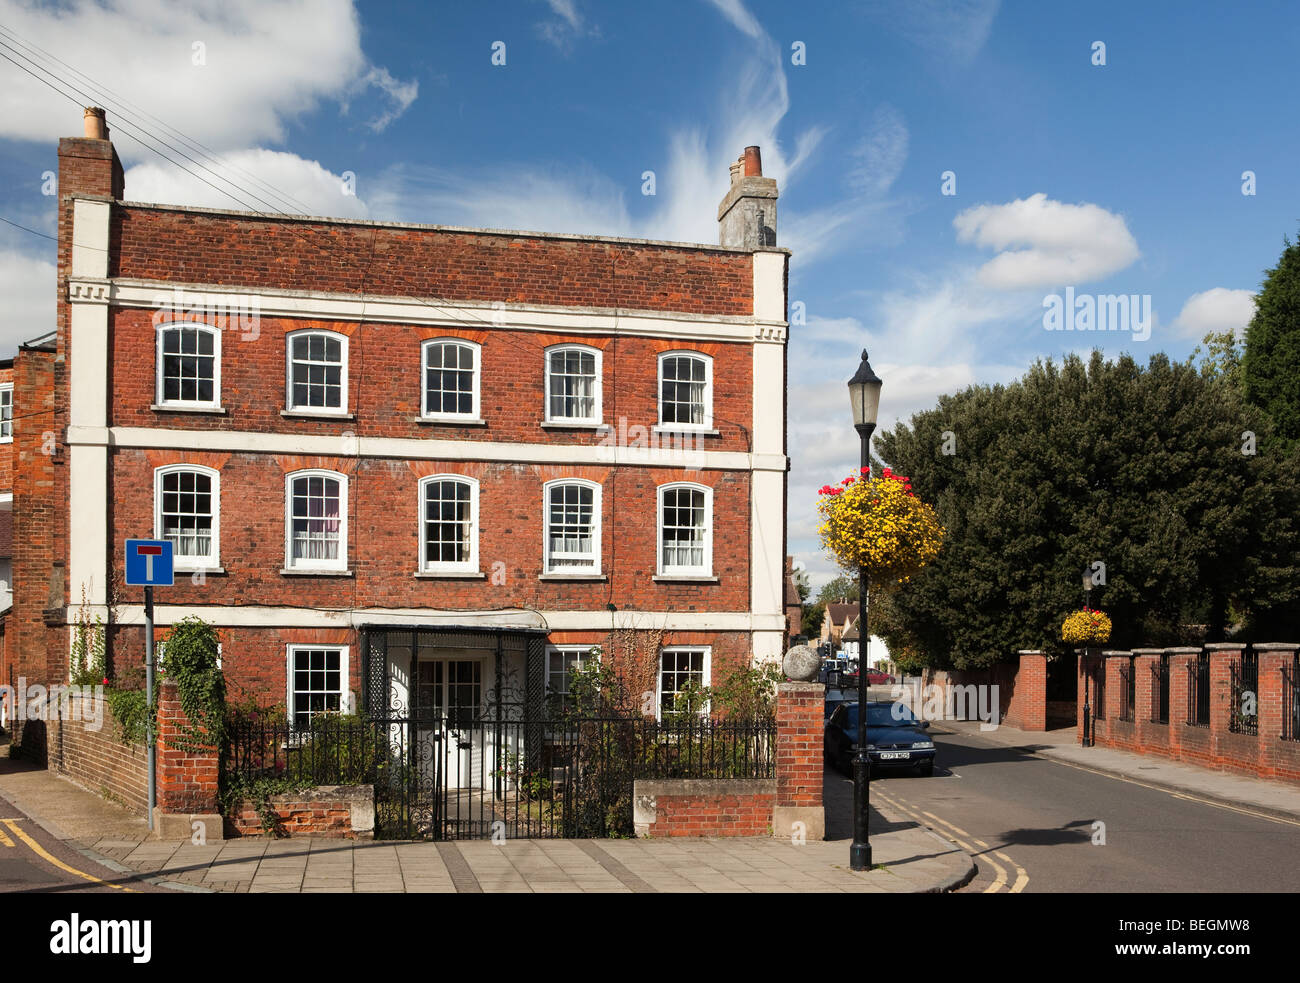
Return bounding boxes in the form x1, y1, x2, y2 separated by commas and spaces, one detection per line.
47, 692, 148, 813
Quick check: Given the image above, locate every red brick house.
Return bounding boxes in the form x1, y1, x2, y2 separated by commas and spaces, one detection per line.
9, 110, 790, 754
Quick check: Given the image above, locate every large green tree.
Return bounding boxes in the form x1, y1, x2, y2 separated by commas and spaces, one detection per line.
871, 351, 1300, 670
1242, 232, 1300, 449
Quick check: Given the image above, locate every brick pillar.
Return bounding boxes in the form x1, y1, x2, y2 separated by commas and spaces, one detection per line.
1205, 645, 1238, 750
1101, 651, 1128, 744
1166, 648, 1199, 759
773, 681, 824, 841
1133, 650, 1159, 751
1012, 650, 1046, 731
154, 678, 223, 841
1253, 644, 1294, 774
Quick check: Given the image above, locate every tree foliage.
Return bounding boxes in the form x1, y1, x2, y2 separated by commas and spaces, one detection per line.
1242, 232, 1300, 450
872, 351, 1300, 670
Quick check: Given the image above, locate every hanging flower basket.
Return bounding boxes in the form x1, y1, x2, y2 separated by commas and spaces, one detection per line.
1062, 607, 1111, 645
816, 467, 944, 588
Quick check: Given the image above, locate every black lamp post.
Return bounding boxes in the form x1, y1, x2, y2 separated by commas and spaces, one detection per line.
1081, 567, 1093, 746
848, 349, 883, 871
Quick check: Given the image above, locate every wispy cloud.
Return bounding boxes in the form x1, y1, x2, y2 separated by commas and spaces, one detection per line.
535, 0, 600, 52
861, 0, 1002, 66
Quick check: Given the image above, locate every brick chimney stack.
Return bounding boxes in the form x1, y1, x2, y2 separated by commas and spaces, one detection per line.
58, 106, 123, 200
717, 145, 778, 249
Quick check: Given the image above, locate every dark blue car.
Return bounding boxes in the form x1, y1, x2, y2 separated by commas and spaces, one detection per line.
824, 701, 936, 777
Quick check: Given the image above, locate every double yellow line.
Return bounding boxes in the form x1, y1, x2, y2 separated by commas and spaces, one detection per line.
0, 818, 135, 892
873, 789, 1028, 893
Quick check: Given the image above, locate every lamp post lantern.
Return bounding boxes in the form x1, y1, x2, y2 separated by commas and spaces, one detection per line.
848, 349, 883, 871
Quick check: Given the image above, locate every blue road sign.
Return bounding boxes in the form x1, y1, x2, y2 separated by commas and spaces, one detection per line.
125, 539, 174, 587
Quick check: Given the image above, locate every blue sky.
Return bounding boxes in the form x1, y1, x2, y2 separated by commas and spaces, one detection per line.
1, 0, 1297, 588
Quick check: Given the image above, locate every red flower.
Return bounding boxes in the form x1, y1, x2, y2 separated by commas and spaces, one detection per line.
860, 466, 871, 475
102, 677, 109, 686
841, 476, 855, 485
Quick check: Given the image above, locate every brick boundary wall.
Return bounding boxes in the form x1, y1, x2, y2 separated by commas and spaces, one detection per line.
1077, 644, 1300, 786
47, 692, 148, 815
153, 678, 223, 839
633, 779, 775, 837
633, 681, 826, 840
225, 785, 375, 839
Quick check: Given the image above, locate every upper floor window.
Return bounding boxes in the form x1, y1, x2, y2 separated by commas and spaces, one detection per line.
658, 482, 712, 576
543, 479, 601, 574
156, 323, 220, 408
155, 464, 220, 569
285, 470, 348, 572
419, 474, 479, 574
658, 351, 712, 429
422, 339, 480, 420
286, 330, 347, 413
545, 345, 602, 423
0, 384, 12, 442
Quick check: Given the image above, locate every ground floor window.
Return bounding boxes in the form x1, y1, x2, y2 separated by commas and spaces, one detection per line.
287, 645, 348, 730
545, 646, 591, 711
658, 647, 710, 718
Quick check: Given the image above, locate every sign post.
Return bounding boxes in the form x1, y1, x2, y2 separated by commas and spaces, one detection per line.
125, 540, 174, 831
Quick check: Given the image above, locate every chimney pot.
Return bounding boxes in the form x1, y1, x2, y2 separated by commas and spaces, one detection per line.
743, 145, 762, 177
83, 106, 108, 140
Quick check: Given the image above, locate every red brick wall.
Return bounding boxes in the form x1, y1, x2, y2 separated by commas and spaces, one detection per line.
1002, 652, 1046, 731
1082, 646, 1300, 787
775, 681, 822, 811
107, 310, 755, 451
112, 206, 754, 316
155, 679, 218, 814
48, 692, 148, 814
637, 783, 775, 837
226, 787, 372, 839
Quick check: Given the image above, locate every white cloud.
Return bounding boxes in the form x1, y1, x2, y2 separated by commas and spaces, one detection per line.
1172, 287, 1256, 340
849, 105, 909, 196
862, 0, 1001, 66
0, 249, 56, 354
954, 193, 1140, 289
124, 149, 370, 217
535, 0, 600, 51
0, 0, 416, 151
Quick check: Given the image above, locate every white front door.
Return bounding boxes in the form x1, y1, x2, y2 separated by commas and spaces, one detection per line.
416, 658, 483, 789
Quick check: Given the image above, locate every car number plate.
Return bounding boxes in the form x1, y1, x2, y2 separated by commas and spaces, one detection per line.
878, 751, 910, 760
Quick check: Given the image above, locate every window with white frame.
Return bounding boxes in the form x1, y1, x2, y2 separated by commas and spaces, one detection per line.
287, 645, 348, 731
0, 383, 12, 442
156, 323, 220, 407
544, 480, 601, 573
545, 646, 591, 709
544, 345, 601, 423
286, 330, 347, 412
658, 482, 712, 576
155, 465, 220, 568
285, 470, 348, 571
419, 475, 478, 573
658, 647, 710, 718
658, 351, 712, 428
422, 339, 480, 420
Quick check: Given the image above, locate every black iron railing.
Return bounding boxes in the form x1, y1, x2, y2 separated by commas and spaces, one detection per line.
1229, 651, 1259, 736
1151, 655, 1170, 724
221, 711, 777, 840
1118, 659, 1135, 722
1283, 665, 1298, 743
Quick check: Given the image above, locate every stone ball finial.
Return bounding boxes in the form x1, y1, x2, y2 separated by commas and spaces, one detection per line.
782, 644, 820, 682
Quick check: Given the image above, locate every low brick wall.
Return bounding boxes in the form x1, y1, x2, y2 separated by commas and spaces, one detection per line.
48, 692, 148, 815
225, 785, 375, 839
1078, 645, 1300, 786
633, 779, 775, 837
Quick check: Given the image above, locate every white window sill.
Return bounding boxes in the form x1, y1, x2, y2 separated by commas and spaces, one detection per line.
175, 566, 227, 576
280, 568, 353, 577
0, 438, 11, 445
539, 573, 606, 581
653, 574, 718, 583
281, 409, 354, 420
540, 421, 608, 431
151, 404, 227, 415
652, 425, 720, 437
415, 570, 486, 579
416, 416, 487, 427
